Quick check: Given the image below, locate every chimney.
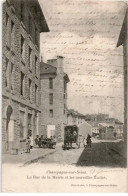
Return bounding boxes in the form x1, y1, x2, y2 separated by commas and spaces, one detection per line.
57, 56, 63, 74
47, 56, 64, 74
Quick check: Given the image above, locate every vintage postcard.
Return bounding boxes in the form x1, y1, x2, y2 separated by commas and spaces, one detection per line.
1, 0, 128, 193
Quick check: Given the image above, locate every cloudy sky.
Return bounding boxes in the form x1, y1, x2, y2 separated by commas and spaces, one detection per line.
39, 0, 127, 121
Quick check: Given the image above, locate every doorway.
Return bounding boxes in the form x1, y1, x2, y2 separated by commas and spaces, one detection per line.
6, 105, 14, 151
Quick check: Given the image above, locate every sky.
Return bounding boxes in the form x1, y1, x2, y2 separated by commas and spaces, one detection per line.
39, 0, 127, 122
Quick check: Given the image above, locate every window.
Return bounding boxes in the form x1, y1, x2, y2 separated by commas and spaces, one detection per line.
29, 79, 32, 100
11, 20, 14, 33
5, 58, 9, 88
28, 15, 32, 34
20, 111, 25, 139
11, 63, 14, 90
64, 104, 66, 114
21, 35, 25, 58
6, 13, 9, 26
29, 47, 32, 68
49, 93, 53, 105
28, 113, 32, 135
21, 1, 24, 22
49, 78, 53, 89
35, 84, 38, 103
6, 13, 9, 44
35, 26, 39, 46
35, 55, 37, 74
49, 110, 53, 118
21, 72, 25, 95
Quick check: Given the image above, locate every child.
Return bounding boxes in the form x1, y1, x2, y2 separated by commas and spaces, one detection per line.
26, 136, 31, 153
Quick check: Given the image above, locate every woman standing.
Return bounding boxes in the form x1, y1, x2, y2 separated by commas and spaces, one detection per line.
26, 136, 31, 153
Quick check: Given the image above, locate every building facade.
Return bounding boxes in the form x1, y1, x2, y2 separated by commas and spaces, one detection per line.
2, 0, 49, 153
117, 8, 128, 144
40, 56, 69, 141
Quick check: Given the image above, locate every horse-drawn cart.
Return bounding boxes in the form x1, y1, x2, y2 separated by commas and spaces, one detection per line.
62, 125, 79, 150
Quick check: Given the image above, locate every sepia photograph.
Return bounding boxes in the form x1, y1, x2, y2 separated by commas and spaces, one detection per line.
1, 0, 128, 192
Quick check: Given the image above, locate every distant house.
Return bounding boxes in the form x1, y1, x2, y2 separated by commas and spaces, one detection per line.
99, 123, 115, 140
78, 121, 92, 139
105, 118, 123, 139
67, 109, 85, 126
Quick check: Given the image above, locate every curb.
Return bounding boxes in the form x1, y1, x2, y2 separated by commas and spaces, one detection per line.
24, 148, 59, 166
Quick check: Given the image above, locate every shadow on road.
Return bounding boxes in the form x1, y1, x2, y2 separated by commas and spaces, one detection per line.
76, 141, 127, 168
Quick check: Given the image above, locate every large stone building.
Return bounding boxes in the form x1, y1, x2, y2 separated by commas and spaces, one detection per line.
2, 0, 49, 153
117, 8, 128, 144
40, 56, 69, 141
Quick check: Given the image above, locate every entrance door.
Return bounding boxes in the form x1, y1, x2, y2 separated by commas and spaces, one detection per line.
47, 125, 55, 138
6, 105, 14, 151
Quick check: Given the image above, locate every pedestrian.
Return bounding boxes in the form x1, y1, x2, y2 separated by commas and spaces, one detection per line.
30, 135, 33, 149
83, 137, 86, 148
86, 134, 91, 148
35, 135, 39, 145
26, 136, 31, 153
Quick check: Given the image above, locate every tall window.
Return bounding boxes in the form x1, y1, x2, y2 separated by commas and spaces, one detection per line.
6, 13, 9, 26
5, 58, 9, 88
29, 47, 32, 68
35, 55, 37, 74
28, 15, 32, 34
49, 93, 53, 105
49, 110, 53, 118
35, 26, 39, 46
21, 1, 24, 22
49, 78, 53, 89
28, 113, 32, 136
35, 84, 38, 103
21, 72, 25, 95
6, 13, 9, 44
11, 20, 14, 47
21, 35, 25, 59
29, 79, 32, 100
11, 63, 14, 90
11, 20, 14, 33
20, 111, 25, 139
64, 104, 66, 114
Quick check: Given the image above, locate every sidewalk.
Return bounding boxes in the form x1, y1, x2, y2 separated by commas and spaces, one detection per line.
92, 138, 127, 159
2, 142, 63, 166
101, 140, 127, 159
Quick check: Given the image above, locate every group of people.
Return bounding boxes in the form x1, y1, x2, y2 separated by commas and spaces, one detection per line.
35, 135, 57, 148
25, 135, 57, 153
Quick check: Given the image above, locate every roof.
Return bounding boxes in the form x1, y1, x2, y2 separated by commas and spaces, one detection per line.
40, 62, 70, 82
99, 123, 114, 128
27, 0, 49, 32
67, 109, 85, 117
7, 0, 49, 33
87, 121, 100, 127
40, 62, 57, 75
117, 8, 128, 47
105, 118, 123, 124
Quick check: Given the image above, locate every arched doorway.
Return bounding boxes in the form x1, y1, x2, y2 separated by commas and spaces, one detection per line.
5, 105, 14, 151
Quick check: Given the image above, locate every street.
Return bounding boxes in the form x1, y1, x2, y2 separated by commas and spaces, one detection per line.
37, 139, 127, 168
